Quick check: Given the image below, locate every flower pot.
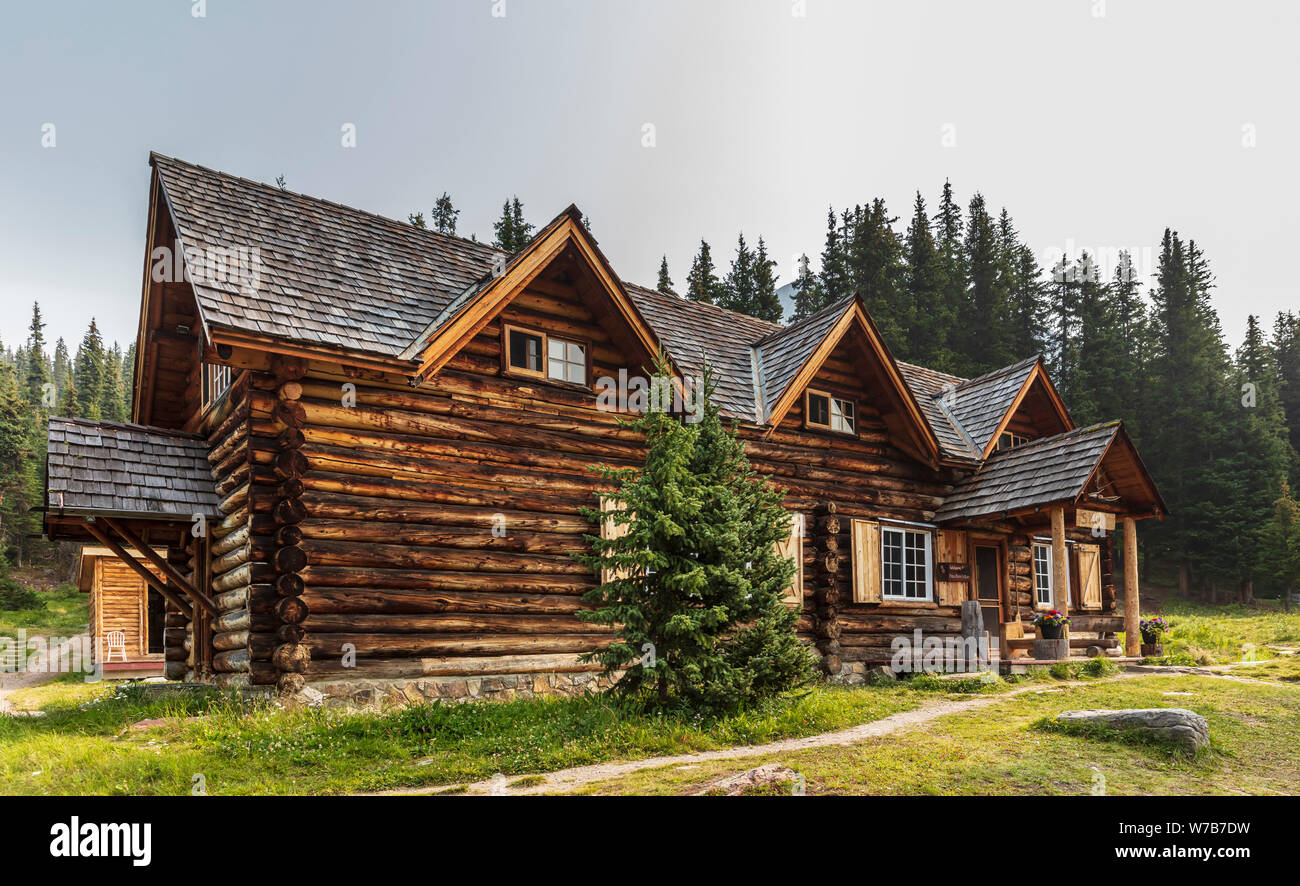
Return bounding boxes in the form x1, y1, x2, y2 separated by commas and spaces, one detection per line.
1141, 643, 1163, 656
1039, 624, 1064, 640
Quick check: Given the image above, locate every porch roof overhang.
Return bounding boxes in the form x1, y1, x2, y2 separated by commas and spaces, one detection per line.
934, 421, 1167, 525
45, 417, 220, 537
44, 418, 221, 620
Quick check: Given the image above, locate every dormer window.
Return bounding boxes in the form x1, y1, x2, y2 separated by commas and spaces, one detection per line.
504, 323, 588, 387
997, 431, 1029, 451
806, 389, 855, 435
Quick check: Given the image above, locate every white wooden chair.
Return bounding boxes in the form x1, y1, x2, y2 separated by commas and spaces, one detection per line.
104, 631, 127, 662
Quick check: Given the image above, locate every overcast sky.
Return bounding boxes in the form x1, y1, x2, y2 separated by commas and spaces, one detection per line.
1, 0, 1295, 354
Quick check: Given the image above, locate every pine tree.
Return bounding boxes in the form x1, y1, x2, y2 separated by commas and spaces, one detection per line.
931, 181, 968, 375
1272, 311, 1300, 481
999, 210, 1046, 364
847, 199, 907, 349
577, 357, 813, 711
431, 192, 459, 235
818, 207, 852, 305
25, 303, 48, 407
684, 240, 721, 305
789, 253, 823, 322
959, 194, 1014, 373
492, 196, 533, 252
1262, 481, 1300, 607
748, 237, 782, 323
718, 233, 756, 316
655, 256, 676, 296
73, 319, 106, 420
902, 192, 946, 364
407, 212, 426, 229
99, 343, 127, 422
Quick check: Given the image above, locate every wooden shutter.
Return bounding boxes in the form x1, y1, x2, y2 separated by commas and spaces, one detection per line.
777, 511, 805, 607
936, 529, 968, 606
852, 519, 882, 603
1078, 543, 1102, 609
600, 496, 631, 585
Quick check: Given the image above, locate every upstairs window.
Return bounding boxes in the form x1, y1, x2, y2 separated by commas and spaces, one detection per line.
997, 431, 1030, 451
806, 389, 856, 434
504, 324, 588, 386
202, 362, 232, 409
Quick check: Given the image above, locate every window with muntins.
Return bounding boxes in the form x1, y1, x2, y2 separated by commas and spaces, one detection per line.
881, 526, 931, 601
1033, 542, 1053, 605
806, 390, 856, 434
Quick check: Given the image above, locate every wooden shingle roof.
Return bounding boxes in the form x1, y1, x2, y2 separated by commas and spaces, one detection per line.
46, 418, 219, 519
934, 422, 1122, 521
153, 153, 500, 360
146, 155, 1064, 465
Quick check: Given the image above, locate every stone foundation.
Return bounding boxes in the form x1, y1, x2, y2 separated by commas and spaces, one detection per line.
307, 669, 622, 708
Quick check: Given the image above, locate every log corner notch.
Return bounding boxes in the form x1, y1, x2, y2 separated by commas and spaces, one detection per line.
811, 501, 843, 676
270, 355, 311, 694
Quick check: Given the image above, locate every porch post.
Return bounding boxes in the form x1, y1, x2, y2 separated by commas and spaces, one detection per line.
1123, 517, 1140, 656
1050, 507, 1069, 629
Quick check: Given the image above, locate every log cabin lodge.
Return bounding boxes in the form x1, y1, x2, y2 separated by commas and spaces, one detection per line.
43, 154, 1166, 701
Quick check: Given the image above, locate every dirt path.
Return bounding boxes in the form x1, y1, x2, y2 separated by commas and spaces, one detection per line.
0, 635, 87, 714
377, 671, 1159, 796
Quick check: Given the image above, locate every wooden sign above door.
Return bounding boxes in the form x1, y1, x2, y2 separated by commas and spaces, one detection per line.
937, 562, 971, 582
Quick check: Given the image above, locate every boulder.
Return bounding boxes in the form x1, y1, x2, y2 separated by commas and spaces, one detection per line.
693, 764, 803, 796
865, 665, 896, 685
1054, 708, 1209, 753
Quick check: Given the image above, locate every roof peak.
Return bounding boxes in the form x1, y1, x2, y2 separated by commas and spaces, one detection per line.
149, 151, 501, 256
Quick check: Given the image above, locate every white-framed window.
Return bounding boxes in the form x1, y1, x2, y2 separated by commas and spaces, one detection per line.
547, 338, 587, 385
1033, 542, 1053, 606
202, 362, 232, 409
806, 389, 856, 434
881, 526, 932, 601
504, 324, 588, 386
997, 431, 1029, 451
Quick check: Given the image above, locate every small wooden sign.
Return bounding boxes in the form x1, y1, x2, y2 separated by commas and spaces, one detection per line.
1075, 508, 1116, 533
937, 562, 971, 582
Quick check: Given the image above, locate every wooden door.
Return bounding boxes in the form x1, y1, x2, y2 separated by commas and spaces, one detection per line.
973, 545, 1002, 653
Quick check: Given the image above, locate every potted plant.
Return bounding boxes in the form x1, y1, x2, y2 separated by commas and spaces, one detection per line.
1033, 610, 1069, 640
1139, 616, 1168, 656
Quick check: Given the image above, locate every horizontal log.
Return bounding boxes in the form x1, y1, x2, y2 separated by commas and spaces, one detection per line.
303, 632, 611, 660
303, 613, 607, 635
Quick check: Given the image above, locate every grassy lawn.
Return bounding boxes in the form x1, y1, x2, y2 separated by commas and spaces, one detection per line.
567, 673, 1300, 795
1, 677, 942, 795
0, 583, 89, 639
1143, 597, 1300, 665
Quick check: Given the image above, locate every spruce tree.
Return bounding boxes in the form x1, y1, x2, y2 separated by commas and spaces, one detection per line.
656, 256, 676, 296
73, 319, 106, 421
685, 240, 721, 305
578, 358, 813, 712
789, 253, 823, 322
718, 233, 756, 316
959, 194, 1014, 373
492, 196, 533, 252
902, 192, 946, 364
817, 207, 852, 306
432, 192, 459, 235
931, 181, 968, 375
25, 303, 48, 407
847, 199, 907, 350
748, 237, 782, 323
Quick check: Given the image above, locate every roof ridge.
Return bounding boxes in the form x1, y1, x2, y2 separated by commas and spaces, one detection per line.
49, 415, 207, 441
149, 152, 501, 258
754, 295, 855, 348
624, 283, 782, 335
954, 354, 1041, 390
983, 420, 1119, 458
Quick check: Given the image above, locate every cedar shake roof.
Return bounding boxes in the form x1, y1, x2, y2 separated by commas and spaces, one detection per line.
946, 355, 1040, 455
144, 155, 1062, 465
46, 417, 220, 519
624, 283, 778, 421
934, 422, 1121, 521
754, 298, 855, 420
152, 153, 501, 358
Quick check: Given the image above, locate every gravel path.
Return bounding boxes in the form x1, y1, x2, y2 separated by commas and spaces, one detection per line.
0, 634, 88, 714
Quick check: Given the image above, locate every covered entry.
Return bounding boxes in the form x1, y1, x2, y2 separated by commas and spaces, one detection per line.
45, 418, 221, 680
936, 422, 1167, 658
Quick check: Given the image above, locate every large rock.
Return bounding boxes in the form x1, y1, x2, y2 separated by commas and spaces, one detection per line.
1054, 708, 1210, 753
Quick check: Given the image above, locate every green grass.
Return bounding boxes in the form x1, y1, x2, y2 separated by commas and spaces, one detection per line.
0, 583, 89, 639
569, 673, 1300, 795
0, 679, 938, 795
1144, 598, 1300, 664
